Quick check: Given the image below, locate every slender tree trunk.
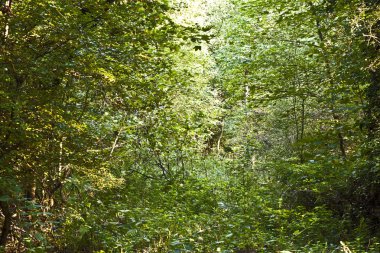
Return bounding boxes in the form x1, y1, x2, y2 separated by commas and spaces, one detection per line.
311, 7, 347, 159
300, 98, 305, 141
2, 0, 12, 38
0, 201, 12, 246
217, 120, 224, 155
367, 69, 380, 140
299, 97, 306, 162
293, 95, 299, 142
0, 1, 13, 247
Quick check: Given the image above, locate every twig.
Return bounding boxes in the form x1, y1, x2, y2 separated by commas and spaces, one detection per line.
340, 241, 352, 253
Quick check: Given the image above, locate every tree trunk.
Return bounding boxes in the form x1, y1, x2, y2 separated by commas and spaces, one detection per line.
367, 69, 380, 140
0, 201, 12, 246
311, 10, 347, 160
2, 0, 12, 39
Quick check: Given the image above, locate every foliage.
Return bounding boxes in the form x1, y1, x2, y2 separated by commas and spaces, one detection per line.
0, 0, 379, 252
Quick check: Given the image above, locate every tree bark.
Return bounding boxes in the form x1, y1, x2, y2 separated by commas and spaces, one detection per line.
367, 69, 380, 139
2, 0, 12, 38
0, 201, 12, 246
310, 6, 347, 159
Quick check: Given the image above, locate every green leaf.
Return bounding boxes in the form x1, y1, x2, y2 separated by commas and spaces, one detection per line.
0, 195, 10, 202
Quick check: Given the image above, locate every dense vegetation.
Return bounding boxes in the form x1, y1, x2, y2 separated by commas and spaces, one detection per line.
0, 0, 379, 252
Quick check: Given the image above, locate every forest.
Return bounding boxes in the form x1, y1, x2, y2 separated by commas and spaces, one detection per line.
0, 0, 379, 252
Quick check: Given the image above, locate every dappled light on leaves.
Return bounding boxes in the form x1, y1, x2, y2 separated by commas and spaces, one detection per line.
0, 0, 379, 252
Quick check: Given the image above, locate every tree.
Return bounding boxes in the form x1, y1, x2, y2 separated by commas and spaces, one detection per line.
0, 0, 183, 249
210, 0, 380, 250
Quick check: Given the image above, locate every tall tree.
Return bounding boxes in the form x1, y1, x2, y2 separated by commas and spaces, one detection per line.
0, 0, 183, 248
